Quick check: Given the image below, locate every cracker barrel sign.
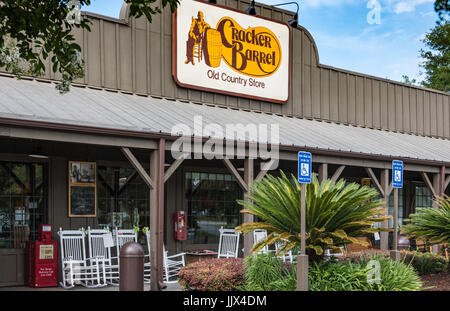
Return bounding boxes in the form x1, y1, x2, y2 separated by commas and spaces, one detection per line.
173, 0, 291, 103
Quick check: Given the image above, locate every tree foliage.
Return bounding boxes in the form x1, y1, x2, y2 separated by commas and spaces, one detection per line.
418, 1, 450, 92
0, 0, 180, 93
420, 21, 450, 92
435, 0, 449, 21
235, 172, 391, 262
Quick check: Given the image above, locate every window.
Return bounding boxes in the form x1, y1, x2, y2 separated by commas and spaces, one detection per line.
0, 162, 47, 248
185, 172, 242, 245
415, 185, 433, 209
97, 166, 149, 229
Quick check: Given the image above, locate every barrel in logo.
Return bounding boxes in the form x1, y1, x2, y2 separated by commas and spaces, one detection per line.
202, 29, 222, 68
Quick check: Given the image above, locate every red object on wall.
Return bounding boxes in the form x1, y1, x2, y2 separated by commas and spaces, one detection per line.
174, 211, 187, 241
26, 224, 58, 288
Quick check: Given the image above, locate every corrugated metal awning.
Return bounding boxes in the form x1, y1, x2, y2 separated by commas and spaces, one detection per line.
0, 75, 449, 163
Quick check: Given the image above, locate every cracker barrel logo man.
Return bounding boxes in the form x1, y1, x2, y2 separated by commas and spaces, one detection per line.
184, 11, 282, 78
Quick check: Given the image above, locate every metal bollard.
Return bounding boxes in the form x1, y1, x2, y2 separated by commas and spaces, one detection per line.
119, 242, 144, 291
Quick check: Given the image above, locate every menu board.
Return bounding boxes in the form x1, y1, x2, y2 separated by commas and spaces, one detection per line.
68, 161, 97, 217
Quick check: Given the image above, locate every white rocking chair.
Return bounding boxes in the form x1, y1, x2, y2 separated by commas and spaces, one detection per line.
144, 230, 184, 283
253, 229, 269, 254
143, 230, 151, 284
163, 244, 185, 283
114, 228, 138, 256
217, 227, 241, 258
324, 246, 347, 260
275, 240, 294, 263
87, 227, 119, 286
58, 228, 107, 289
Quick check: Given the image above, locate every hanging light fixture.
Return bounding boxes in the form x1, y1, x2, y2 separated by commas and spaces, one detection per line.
246, 0, 256, 15
273, 2, 299, 28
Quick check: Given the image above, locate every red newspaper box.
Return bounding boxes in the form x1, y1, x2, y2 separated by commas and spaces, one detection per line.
26, 225, 58, 287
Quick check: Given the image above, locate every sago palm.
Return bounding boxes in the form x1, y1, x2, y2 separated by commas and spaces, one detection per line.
401, 195, 450, 245
235, 171, 391, 261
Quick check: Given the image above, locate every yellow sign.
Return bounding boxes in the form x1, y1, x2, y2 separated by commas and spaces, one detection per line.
361, 178, 371, 188
174, 0, 290, 103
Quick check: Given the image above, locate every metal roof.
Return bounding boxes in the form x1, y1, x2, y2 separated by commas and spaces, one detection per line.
0, 76, 449, 163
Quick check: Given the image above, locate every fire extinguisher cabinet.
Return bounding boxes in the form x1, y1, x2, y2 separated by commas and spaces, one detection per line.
26, 225, 58, 288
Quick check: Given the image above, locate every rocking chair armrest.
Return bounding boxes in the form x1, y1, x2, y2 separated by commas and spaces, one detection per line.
166, 252, 186, 259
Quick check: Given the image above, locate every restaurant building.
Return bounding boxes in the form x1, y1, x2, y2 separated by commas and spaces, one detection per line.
0, 0, 449, 288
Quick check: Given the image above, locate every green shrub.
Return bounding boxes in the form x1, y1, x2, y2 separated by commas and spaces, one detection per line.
241, 253, 296, 291
309, 260, 372, 291
358, 255, 423, 291
178, 258, 244, 291
342, 249, 448, 276
240, 253, 423, 291
401, 251, 449, 275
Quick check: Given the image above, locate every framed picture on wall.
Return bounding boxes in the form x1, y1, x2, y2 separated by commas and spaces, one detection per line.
68, 161, 97, 217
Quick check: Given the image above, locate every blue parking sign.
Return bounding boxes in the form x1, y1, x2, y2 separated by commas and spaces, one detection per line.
392, 160, 403, 188
298, 152, 312, 184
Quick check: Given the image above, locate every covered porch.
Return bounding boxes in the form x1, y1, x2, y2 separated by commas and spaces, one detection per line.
0, 74, 449, 289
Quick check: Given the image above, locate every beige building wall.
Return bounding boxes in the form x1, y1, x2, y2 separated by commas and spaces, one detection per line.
1, 0, 449, 139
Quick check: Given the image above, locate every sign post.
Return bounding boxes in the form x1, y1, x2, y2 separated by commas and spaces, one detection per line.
391, 160, 403, 261
297, 152, 311, 291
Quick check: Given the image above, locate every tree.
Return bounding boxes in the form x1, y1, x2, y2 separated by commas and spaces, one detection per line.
401, 75, 418, 86
0, 0, 180, 93
435, 0, 449, 21
420, 21, 450, 92
235, 172, 391, 262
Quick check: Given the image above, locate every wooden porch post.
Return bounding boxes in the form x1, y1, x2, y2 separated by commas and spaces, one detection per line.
432, 172, 440, 254
318, 163, 328, 182
243, 158, 254, 257
380, 169, 390, 250
149, 139, 165, 291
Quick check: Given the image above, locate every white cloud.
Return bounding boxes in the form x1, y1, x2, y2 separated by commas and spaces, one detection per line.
393, 0, 433, 14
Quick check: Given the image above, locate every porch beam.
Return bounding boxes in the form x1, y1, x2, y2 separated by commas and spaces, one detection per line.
331, 165, 346, 182
365, 168, 385, 197
277, 151, 442, 173
421, 172, 438, 197
1, 125, 158, 149
444, 175, 450, 192
222, 158, 249, 193
121, 147, 155, 189
163, 153, 188, 183
254, 160, 274, 183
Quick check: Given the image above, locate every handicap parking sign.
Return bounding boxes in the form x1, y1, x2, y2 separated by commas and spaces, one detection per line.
298, 152, 312, 184
392, 160, 403, 188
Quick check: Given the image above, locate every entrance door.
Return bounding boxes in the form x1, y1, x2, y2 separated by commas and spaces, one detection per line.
0, 162, 47, 286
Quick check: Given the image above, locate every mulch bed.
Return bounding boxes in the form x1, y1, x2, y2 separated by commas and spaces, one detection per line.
420, 271, 450, 291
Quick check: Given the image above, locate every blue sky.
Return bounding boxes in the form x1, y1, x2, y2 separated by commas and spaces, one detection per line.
83, 0, 439, 83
